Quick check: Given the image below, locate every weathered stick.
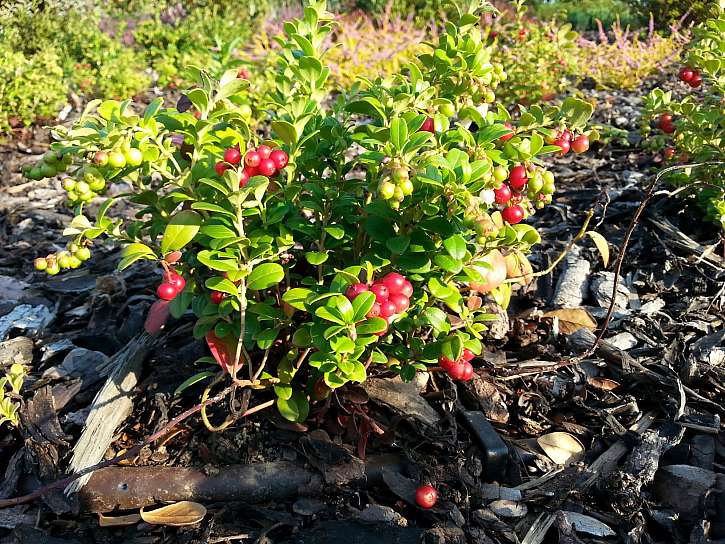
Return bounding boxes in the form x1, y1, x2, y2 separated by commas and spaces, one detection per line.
65, 333, 155, 494
78, 454, 404, 512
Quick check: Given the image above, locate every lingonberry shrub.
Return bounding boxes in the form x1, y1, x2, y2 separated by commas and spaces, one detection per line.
25, 0, 593, 423
640, 14, 725, 229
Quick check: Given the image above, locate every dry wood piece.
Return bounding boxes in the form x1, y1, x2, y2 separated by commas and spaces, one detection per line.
364, 376, 440, 427
64, 333, 155, 495
551, 245, 591, 308
653, 464, 717, 519
79, 455, 401, 513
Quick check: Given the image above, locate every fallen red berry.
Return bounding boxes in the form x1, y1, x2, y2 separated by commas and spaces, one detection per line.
346, 283, 369, 300
679, 66, 694, 82
270, 149, 289, 169
571, 134, 589, 153
502, 205, 524, 224
210, 291, 226, 304
245, 150, 261, 168
494, 184, 512, 204
415, 485, 438, 509
370, 283, 389, 302
157, 283, 177, 301
215, 162, 229, 176
224, 147, 241, 165
258, 158, 277, 177
508, 165, 528, 191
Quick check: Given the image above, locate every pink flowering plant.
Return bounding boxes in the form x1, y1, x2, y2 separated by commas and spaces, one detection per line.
25, 0, 593, 424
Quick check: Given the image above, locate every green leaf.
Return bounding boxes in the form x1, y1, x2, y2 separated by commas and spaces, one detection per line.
161, 210, 202, 254
422, 307, 449, 333
351, 291, 375, 322
205, 277, 239, 296
305, 251, 329, 265
356, 317, 387, 335
315, 306, 346, 325
272, 120, 298, 145
174, 371, 216, 395
282, 288, 314, 310
277, 390, 309, 422
443, 234, 466, 260
390, 117, 408, 152
247, 263, 284, 290
386, 235, 410, 254
118, 242, 155, 270
197, 250, 239, 272
324, 226, 345, 240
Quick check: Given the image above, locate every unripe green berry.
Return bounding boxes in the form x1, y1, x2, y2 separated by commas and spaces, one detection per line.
88, 178, 106, 192
62, 178, 77, 191
391, 167, 409, 184
399, 179, 414, 196
43, 150, 60, 164
76, 247, 91, 261
75, 181, 90, 194
379, 180, 396, 200
68, 243, 79, 253
34, 258, 48, 271
542, 180, 555, 195
46, 262, 60, 275
68, 256, 82, 269
79, 191, 95, 202
125, 148, 143, 166
543, 171, 555, 185
484, 89, 496, 103
439, 103, 455, 117
536, 201, 545, 209
493, 166, 508, 182
393, 186, 405, 202
94, 151, 109, 166
66, 191, 79, 203
528, 177, 544, 193
57, 253, 72, 269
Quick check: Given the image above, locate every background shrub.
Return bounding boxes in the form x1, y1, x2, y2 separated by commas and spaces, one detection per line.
627, 0, 720, 28
530, 0, 642, 30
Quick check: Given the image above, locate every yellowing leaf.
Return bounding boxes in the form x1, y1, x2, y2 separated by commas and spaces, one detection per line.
98, 513, 141, 527
542, 308, 597, 335
140, 501, 207, 526
587, 231, 609, 268
537, 432, 584, 465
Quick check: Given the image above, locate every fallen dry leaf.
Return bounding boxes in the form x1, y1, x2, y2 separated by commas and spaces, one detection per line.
562, 511, 616, 536
542, 308, 597, 335
98, 513, 141, 527
586, 231, 610, 268
537, 432, 585, 465
140, 501, 207, 526
587, 377, 621, 391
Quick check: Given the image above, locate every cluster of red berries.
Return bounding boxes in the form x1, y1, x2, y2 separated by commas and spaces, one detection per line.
548, 129, 589, 156
657, 113, 676, 134
156, 270, 186, 301
345, 272, 413, 335
491, 164, 556, 224
215, 145, 289, 187
438, 348, 476, 381
678, 66, 702, 88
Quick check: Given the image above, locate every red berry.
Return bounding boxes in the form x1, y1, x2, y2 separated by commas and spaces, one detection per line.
270, 149, 289, 169
224, 147, 241, 165
679, 66, 694, 82
210, 291, 226, 305
215, 162, 229, 176
256, 145, 272, 159
661, 122, 675, 134
659, 113, 673, 126
370, 283, 389, 302
389, 293, 410, 314
439, 355, 455, 371
447, 361, 466, 380
560, 129, 572, 142
420, 117, 434, 133
367, 302, 382, 318
462, 348, 475, 362
346, 283, 369, 300
239, 169, 250, 187
244, 166, 258, 178
664, 146, 676, 160
157, 283, 177, 301
400, 280, 413, 298
499, 122, 514, 141
554, 138, 571, 155
415, 485, 438, 509
381, 272, 406, 294
571, 135, 589, 153
502, 205, 524, 224
689, 73, 702, 88
460, 361, 474, 381
508, 165, 528, 190
166, 271, 186, 293
237, 68, 250, 80
380, 300, 397, 319
245, 150, 261, 168
257, 158, 276, 177
494, 184, 512, 204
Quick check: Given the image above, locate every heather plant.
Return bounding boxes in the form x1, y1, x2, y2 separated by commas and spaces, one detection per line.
24, 0, 594, 424
640, 14, 725, 229
575, 17, 690, 90
491, 0, 580, 106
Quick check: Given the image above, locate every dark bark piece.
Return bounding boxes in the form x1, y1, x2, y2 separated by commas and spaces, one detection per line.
365, 377, 440, 427
277, 519, 424, 544
457, 410, 508, 482
551, 245, 591, 308
466, 376, 509, 424
78, 455, 403, 513
0, 450, 25, 500
690, 435, 715, 471
653, 464, 716, 520
10, 526, 81, 544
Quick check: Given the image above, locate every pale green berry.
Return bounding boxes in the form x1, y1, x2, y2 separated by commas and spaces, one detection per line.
34, 258, 48, 271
